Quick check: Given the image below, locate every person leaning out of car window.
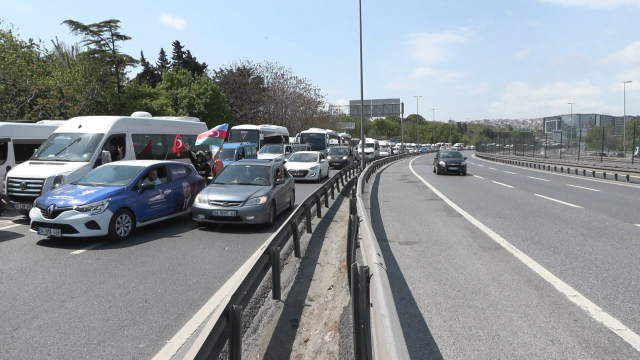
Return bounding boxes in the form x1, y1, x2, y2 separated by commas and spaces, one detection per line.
187, 145, 212, 178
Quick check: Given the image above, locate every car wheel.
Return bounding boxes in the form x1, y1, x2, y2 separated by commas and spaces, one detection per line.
289, 190, 295, 209
433, 165, 436, 173
267, 202, 276, 227
107, 209, 135, 242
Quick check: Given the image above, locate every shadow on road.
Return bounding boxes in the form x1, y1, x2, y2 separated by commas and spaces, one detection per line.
0, 229, 24, 243
368, 167, 444, 360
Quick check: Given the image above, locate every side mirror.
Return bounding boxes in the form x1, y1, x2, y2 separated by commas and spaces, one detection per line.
464, 157, 467, 160
139, 183, 155, 193
275, 178, 285, 185
320, 159, 326, 163
101, 150, 112, 165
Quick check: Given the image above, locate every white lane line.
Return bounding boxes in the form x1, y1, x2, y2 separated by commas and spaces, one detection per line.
504, 171, 516, 174
409, 158, 640, 352
492, 181, 514, 188
474, 175, 484, 179
528, 176, 550, 182
534, 194, 583, 208
0, 224, 21, 231
635, 224, 640, 227
489, 167, 497, 170
478, 164, 485, 167
567, 184, 600, 192
70, 242, 107, 255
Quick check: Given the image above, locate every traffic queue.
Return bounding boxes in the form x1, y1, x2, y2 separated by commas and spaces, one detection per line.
1, 112, 373, 242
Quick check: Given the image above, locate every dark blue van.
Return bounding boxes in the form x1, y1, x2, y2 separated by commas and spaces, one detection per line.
217, 143, 258, 167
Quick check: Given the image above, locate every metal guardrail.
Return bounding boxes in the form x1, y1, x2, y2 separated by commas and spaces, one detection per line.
349, 152, 425, 360
183, 162, 361, 360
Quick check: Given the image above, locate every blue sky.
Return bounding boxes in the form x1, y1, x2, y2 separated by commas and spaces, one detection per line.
2, 0, 640, 121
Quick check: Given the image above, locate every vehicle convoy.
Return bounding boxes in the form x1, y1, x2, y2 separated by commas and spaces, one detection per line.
192, 159, 295, 226
433, 150, 467, 175
298, 128, 340, 156
358, 138, 380, 159
284, 151, 330, 181
217, 143, 258, 167
29, 160, 205, 241
1, 121, 65, 193
227, 124, 290, 150
4, 112, 208, 215
326, 146, 354, 168
257, 144, 295, 163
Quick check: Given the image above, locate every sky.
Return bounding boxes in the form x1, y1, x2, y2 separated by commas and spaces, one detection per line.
2, 0, 640, 121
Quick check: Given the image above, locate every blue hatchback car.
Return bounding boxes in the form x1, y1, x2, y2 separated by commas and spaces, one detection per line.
217, 143, 258, 167
30, 160, 206, 241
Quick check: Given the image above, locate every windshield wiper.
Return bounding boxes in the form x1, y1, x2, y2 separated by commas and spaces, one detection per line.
53, 137, 82, 156
212, 182, 227, 185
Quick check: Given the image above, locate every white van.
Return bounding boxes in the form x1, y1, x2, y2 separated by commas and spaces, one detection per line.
4, 112, 208, 214
1, 121, 65, 194
358, 138, 380, 159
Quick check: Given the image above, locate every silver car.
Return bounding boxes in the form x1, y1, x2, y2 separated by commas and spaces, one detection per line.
192, 160, 295, 226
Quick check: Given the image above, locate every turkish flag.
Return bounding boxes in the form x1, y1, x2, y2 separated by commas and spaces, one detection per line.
140, 139, 152, 159
172, 134, 187, 157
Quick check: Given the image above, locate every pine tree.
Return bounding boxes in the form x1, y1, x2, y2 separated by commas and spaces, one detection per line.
136, 50, 156, 87
156, 47, 169, 71
171, 40, 184, 71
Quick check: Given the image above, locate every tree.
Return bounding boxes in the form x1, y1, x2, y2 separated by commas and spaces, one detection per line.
507, 124, 514, 132
171, 40, 185, 70
156, 47, 169, 72
62, 19, 137, 96
183, 49, 207, 76
214, 61, 267, 127
135, 51, 156, 88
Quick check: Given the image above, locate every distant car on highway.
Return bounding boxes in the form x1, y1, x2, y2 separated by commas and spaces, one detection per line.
257, 144, 295, 163
610, 152, 625, 158
418, 147, 427, 153
217, 143, 258, 167
590, 151, 608, 157
326, 146, 354, 169
433, 150, 467, 176
284, 151, 330, 181
29, 160, 205, 241
192, 160, 295, 226
292, 144, 312, 152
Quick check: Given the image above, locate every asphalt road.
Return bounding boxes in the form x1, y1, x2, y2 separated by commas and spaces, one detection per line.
0, 168, 339, 359
365, 154, 640, 358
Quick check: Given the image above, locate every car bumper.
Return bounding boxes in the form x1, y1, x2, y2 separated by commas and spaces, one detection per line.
192, 202, 271, 224
327, 159, 348, 168
287, 170, 320, 181
437, 164, 467, 173
29, 207, 113, 237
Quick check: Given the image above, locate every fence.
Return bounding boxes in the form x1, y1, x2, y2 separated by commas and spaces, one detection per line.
182, 162, 361, 360
476, 123, 640, 165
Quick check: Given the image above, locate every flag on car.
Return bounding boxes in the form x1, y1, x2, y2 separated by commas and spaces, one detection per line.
139, 139, 153, 159
172, 134, 187, 157
195, 124, 228, 147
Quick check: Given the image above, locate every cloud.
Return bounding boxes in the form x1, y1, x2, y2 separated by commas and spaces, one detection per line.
488, 80, 605, 117
541, 0, 640, 8
604, 41, 640, 66
406, 30, 469, 63
159, 13, 186, 30
513, 48, 531, 59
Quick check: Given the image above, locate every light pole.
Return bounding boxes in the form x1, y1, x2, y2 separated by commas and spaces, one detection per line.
568, 102, 575, 155
358, 0, 365, 170
624, 81, 632, 155
414, 95, 422, 145
431, 108, 436, 144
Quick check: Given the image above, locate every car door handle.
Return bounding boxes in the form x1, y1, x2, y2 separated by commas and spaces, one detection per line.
164, 189, 172, 194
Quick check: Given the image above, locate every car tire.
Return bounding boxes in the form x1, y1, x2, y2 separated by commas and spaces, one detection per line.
461, 172, 467, 176
267, 202, 276, 227
107, 209, 135, 242
289, 190, 295, 209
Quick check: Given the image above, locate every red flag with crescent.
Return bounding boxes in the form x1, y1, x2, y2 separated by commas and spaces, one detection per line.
172, 134, 187, 157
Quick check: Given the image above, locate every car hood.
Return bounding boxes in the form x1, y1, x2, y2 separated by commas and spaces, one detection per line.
257, 153, 283, 160
37, 185, 124, 207
8, 161, 88, 179
203, 184, 270, 202
285, 162, 318, 171
222, 160, 233, 167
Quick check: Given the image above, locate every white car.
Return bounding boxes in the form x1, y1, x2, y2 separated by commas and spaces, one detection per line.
257, 144, 294, 163
284, 151, 330, 182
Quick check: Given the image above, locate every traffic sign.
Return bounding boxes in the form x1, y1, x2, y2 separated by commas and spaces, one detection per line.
339, 122, 356, 129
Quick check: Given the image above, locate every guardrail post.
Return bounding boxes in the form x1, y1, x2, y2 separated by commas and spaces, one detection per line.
583, 169, 586, 176
337, 178, 341, 192
359, 266, 372, 360
555, 166, 557, 172
291, 219, 301, 258
324, 187, 329, 208
626, 174, 630, 182
227, 304, 243, 360
347, 215, 354, 288
603, 172, 607, 179
567, 168, 570, 174
331, 180, 335, 200
315, 194, 322, 218
304, 202, 312, 233
615, 173, 618, 181
351, 264, 362, 360
350, 198, 357, 215
561, 167, 563, 172
592, 171, 595, 177
352, 186, 357, 199
269, 247, 281, 301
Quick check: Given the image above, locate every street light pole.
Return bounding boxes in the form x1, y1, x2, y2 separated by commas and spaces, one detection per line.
414, 95, 422, 145
358, 0, 365, 170
431, 108, 436, 144
624, 81, 632, 156
568, 102, 575, 155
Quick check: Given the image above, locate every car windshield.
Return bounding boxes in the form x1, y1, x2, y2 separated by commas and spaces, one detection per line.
76, 165, 145, 187
365, 142, 375, 149
219, 148, 236, 161
33, 133, 104, 162
328, 147, 349, 155
213, 165, 271, 186
259, 145, 284, 154
292, 145, 309, 151
300, 133, 326, 151
289, 153, 317, 163
439, 151, 463, 159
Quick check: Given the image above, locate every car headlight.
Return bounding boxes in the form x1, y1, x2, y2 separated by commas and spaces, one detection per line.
439, 161, 445, 166
327, 156, 332, 159
342, 156, 348, 160
195, 193, 208, 204
461, 161, 467, 166
245, 196, 267, 206
74, 198, 110, 215
309, 166, 318, 170
51, 175, 64, 190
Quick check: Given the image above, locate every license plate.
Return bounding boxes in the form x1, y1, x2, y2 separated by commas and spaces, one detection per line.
331, 163, 341, 166
14, 203, 32, 210
37, 227, 61, 237
448, 167, 458, 170
211, 210, 237, 217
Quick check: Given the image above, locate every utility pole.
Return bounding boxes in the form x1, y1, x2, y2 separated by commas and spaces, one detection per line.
568, 102, 575, 155
414, 95, 422, 145
431, 108, 437, 144
358, 0, 365, 170
624, 81, 632, 156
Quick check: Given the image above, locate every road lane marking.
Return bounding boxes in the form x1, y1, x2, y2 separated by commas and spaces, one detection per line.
409, 157, 640, 352
567, 184, 600, 192
528, 176, 550, 182
635, 224, 640, 227
489, 167, 497, 170
478, 164, 485, 167
0, 224, 21, 231
474, 175, 484, 179
70, 242, 106, 255
534, 194, 583, 208
504, 171, 516, 174
492, 181, 514, 188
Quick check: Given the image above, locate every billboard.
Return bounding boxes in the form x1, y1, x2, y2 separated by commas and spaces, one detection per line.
339, 122, 356, 129
349, 99, 403, 118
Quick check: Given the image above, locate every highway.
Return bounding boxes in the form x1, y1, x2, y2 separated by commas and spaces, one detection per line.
0, 169, 339, 359
365, 153, 640, 358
